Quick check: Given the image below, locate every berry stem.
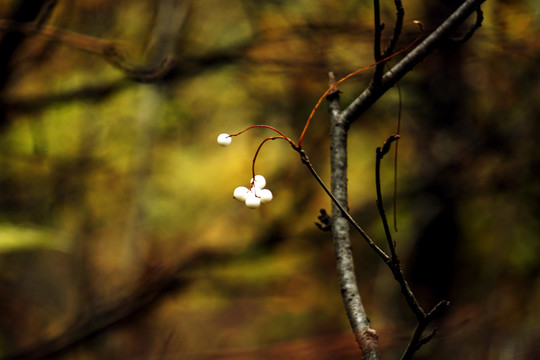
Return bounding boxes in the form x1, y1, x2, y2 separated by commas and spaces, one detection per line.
231, 125, 296, 146
297, 33, 423, 147
251, 136, 290, 181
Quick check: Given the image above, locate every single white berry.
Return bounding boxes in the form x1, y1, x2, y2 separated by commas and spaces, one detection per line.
217, 133, 232, 147
251, 175, 266, 189
245, 191, 261, 209
233, 186, 249, 201
259, 189, 273, 204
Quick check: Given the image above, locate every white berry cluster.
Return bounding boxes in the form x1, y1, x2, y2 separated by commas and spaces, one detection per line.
217, 133, 273, 209
233, 175, 273, 209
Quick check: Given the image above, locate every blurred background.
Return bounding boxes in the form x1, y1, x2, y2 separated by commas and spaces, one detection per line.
0, 0, 539, 359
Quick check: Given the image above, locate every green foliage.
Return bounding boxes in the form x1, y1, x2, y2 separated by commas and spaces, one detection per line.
0, 224, 69, 252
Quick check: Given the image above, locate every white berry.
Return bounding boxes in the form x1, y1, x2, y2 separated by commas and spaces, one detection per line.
233, 186, 249, 201
245, 192, 261, 209
217, 133, 231, 147
251, 175, 266, 189
259, 189, 273, 204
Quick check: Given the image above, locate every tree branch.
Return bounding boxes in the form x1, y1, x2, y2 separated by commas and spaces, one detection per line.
317, 2, 484, 357
375, 135, 400, 262
370, 0, 405, 89
370, 0, 384, 88
400, 300, 450, 360
375, 137, 426, 320
383, 0, 405, 57
327, 73, 380, 359
297, 115, 451, 360
342, 0, 486, 127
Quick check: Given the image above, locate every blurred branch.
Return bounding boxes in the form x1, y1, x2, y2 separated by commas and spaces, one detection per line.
2, 45, 250, 116
0, 0, 190, 82
3, 44, 330, 116
0, 20, 176, 82
2, 272, 185, 360
0, 20, 114, 59
0, 0, 52, 127
342, 0, 486, 127
2, 17, 376, 116
4, 78, 130, 114
34, 0, 57, 29
0, 0, 50, 86
1, 251, 224, 360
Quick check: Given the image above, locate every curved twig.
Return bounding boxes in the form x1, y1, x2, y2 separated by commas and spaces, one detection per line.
450, 6, 484, 43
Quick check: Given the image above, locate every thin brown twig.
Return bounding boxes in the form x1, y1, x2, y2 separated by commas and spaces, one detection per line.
375, 135, 454, 359
383, 0, 405, 57
393, 72, 402, 232
450, 6, 484, 43
373, 0, 382, 60
400, 300, 450, 360
371, 0, 384, 87
293, 144, 390, 263
375, 138, 426, 321
251, 136, 289, 180
375, 135, 400, 262
371, 0, 405, 89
